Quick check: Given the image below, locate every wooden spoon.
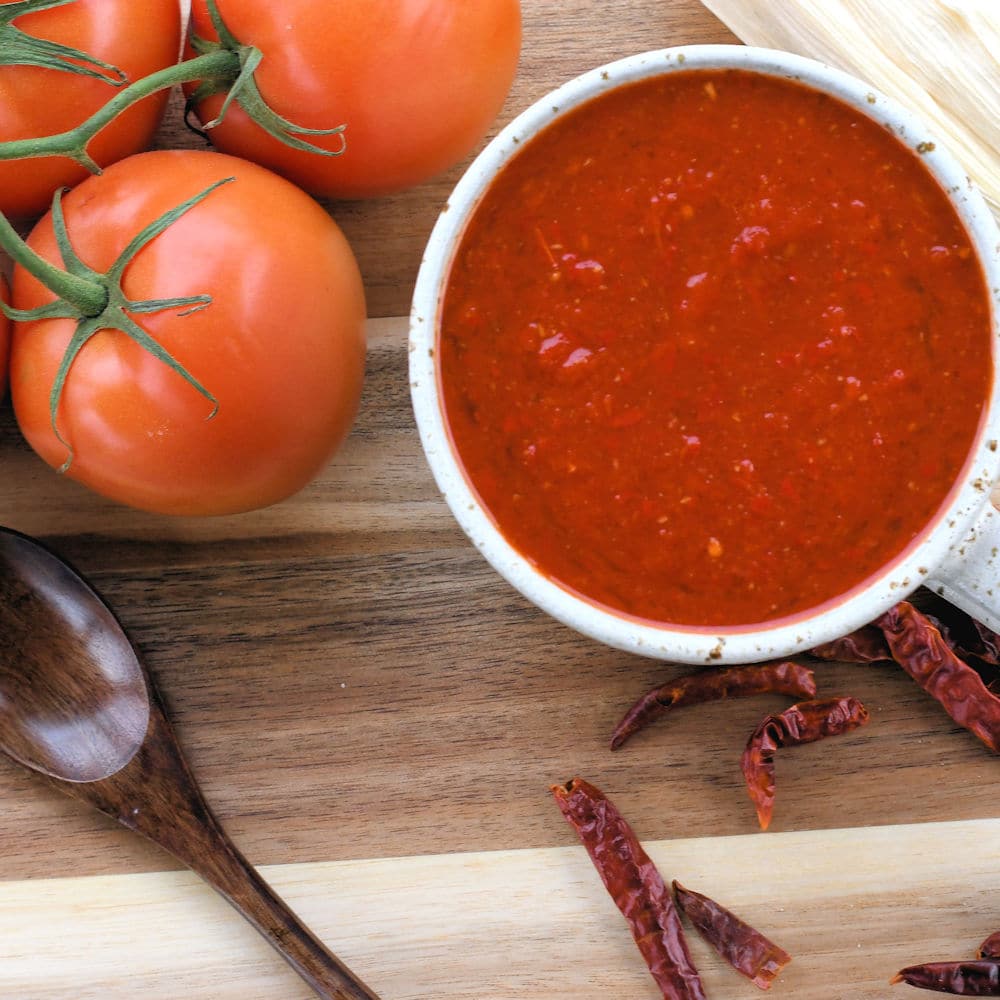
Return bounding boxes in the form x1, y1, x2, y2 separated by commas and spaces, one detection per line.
0, 526, 380, 1000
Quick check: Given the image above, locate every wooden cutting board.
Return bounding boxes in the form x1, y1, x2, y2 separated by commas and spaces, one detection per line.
4, 819, 1000, 999
2, 3, 999, 998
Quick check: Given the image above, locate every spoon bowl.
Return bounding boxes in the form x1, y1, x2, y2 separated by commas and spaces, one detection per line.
0, 527, 379, 1000
0, 529, 148, 782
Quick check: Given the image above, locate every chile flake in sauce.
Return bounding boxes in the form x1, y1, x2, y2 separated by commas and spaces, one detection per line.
439, 69, 993, 628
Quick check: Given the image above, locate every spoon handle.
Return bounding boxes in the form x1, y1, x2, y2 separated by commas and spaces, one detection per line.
53, 689, 381, 1000
185, 828, 381, 1000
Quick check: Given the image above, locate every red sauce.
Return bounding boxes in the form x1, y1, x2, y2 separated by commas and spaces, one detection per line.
439, 69, 993, 627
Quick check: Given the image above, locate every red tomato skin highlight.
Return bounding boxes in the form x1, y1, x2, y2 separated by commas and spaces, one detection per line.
9, 150, 367, 516
0, 0, 182, 220
184, 0, 522, 198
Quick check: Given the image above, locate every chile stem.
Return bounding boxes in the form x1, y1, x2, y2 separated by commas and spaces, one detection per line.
0, 212, 105, 315
0, 48, 239, 166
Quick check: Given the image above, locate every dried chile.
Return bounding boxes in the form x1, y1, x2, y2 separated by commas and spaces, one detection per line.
551, 777, 706, 1000
810, 625, 891, 663
892, 960, 1000, 994
877, 603, 1000, 752
672, 880, 791, 990
923, 612, 988, 671
980, 934, 1000, 960
741, 697, 869, 830
910, 590, 1000, 669
811, 592, 999, 671
970, 621, 1000, 668
611, 662, 817, 750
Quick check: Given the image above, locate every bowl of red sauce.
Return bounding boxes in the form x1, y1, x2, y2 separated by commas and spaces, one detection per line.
410, 45, 1000, 664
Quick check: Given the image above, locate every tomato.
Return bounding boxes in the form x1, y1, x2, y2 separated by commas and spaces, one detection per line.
0, 274, 10, 399
184, 0, 522, 199
9, 150, 366, 516
0, 0, 181, 220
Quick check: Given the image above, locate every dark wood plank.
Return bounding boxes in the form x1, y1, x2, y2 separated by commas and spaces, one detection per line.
1, 316, 998, 883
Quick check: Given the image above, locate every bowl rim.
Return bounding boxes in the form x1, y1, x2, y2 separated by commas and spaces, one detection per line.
409, 43, 1000, 664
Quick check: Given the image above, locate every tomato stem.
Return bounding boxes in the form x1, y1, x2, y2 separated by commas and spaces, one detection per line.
0, 49, 238, 172
185, 0, 347, 157
0, 210, 106, 316
0, 0, 347, 171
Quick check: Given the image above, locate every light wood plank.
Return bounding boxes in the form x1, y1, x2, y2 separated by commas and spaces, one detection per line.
3, 820, 999, 999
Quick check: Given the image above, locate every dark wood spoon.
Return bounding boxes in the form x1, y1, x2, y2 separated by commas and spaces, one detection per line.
0, 526, 380, 1000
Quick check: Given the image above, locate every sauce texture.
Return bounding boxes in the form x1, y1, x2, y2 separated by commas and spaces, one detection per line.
440, 69, 993, 627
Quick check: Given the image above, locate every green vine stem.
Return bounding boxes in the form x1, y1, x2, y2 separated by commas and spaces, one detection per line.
0, 181, 231, 471
0, 211, 105, 315
0, 0, 126, 83
0, 0, 346, 172
0, 49, 236, 172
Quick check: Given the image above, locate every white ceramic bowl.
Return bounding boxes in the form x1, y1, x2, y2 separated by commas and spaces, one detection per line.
410, 45, 1000, 664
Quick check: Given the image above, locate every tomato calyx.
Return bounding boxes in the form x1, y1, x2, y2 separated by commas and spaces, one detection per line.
185, 0, 347, 158
0, 180, 232, 471
0, 0, 346, 174
0, 0, 127, 84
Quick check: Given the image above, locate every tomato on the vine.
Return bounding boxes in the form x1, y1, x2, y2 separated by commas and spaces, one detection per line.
8, 150, 367, 516
0, 0, 181, 219
184, 0, 522, 199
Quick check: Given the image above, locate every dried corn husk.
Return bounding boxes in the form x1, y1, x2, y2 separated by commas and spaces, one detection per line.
700, 0, 1000, 217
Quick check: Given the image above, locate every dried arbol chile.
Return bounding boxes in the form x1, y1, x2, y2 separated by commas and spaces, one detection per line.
551, 777, 706, 1000
891, 932, 1000, 993
811, 626, 891, 663
905, 590, 1000, 668
610, 662, 817, 750
970, 621, 1000, 668
672, 881, 792, 990
877, 603, 1000, 751
813, 608, 1000, 671
980, 933, 1000, 960
892, 960, 1000, 994
741, 697, 869, 830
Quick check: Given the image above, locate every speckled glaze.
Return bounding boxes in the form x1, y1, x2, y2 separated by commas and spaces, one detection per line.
410, 45, 1000, 664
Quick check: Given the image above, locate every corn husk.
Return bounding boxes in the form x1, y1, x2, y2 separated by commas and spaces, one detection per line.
700, 0, 1000, 217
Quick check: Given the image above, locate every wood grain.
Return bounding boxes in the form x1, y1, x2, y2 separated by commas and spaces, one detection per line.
3, 819, 1000, 999
2, 315, 998, 887
2, 2, 999, 998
